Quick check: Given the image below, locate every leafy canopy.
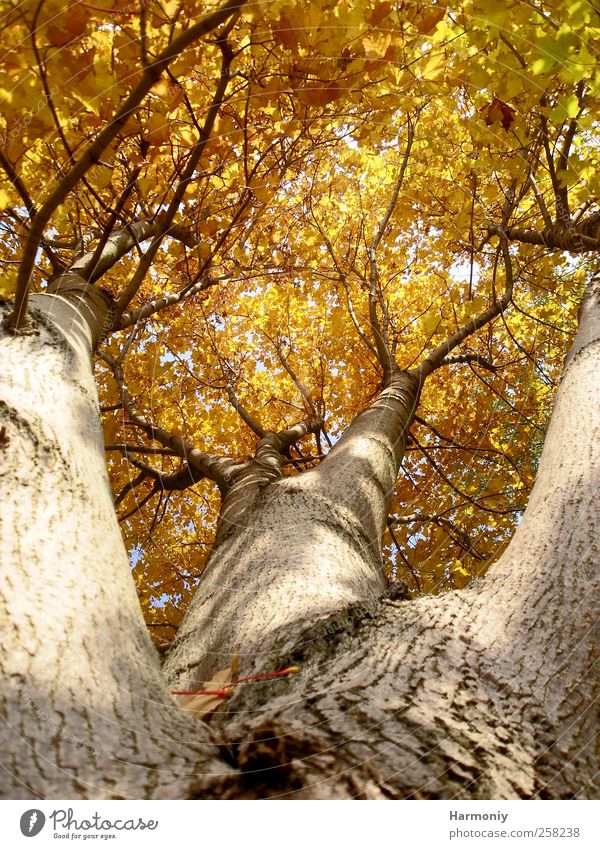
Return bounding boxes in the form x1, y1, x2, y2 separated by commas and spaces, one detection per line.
0, 0, 597, 643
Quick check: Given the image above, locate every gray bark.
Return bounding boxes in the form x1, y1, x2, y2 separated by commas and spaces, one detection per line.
490, 209, 600, 252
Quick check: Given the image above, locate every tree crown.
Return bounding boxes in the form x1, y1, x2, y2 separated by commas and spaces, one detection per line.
1, 0, 597, 643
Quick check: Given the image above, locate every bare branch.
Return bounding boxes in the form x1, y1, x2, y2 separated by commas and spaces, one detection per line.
70, 219, 158, 281
273, 418, 324, 454
538, 109, 564, 219
499, 33, 527, 68
438, 353, 498, 372
368, 113, 417, 384
488, 219, 600, 252
392, 513, 485, 560
0, 150, 36, 218
367, 249, 396, 384
371, 113, 417, 253
0, 151, 63, 272
114, 471, 146, 508
410, 433, 517, 517
125, 453, 206, 492
555, 82, 585, 219
99, 351, 238, 490
118, 273, 224, 330
340, 274, 377, 356
105, 444, 178, 456
63, 214, 200, 287
308, 201, 376, 357
118, 488, 156, 522
386, 518, 421, 592
273, 337, 320, 419
249, 418, 324, 479
572, 199, 595, 225
519, 155, 553, 229
79, 165, 143, 282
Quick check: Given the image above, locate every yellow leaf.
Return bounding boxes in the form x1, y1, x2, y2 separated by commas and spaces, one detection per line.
143, 113, 170, 146
91, 163, 113, 189
0, 270, 17, 298
450, 560, 471, 589
420, 52, 444, 81
419, 312, 442, 337
464, 294, 486, 318
0, 187, 13, 211
102, 417, 121, 444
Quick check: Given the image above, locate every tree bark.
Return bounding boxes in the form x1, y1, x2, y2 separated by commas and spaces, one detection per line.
0, 285, 226, 799
490, 210, 600, 252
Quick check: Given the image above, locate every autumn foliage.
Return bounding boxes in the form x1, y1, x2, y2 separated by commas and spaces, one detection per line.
0, 0, 598, 648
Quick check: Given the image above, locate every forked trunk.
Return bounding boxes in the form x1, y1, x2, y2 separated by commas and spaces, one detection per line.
163, 370, 420, 688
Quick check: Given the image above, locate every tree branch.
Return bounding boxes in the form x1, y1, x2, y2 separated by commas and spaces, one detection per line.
411, 242, 514, 383
371, 113, 416, 253
386, 518, 422, 591
114, 470, 146, 508
227, 386, 266, 438
555, 81, 585, 220
0, 151, 63, 272
392, 512, 485, 560
78, 164, 144, 282
368, 113, 417, 384
488, 219, 600, 252
273, 336, 320, 419
105, 444, 178, 456
521, 159, 553, 228
438, 353, 497, 372
99, 351, 238, 491
125, 453, 207, 492
112, 17, 238, 326
118, 272, 223, 330
7, 0, 245, 330
410, 433, 516, 517
251, 418, 324, 478
308, 201, 377, 357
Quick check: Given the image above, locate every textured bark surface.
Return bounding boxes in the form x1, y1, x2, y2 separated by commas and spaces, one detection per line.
0, 290, 226, 799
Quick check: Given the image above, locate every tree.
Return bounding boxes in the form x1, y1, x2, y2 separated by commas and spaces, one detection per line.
1, 0, 599, 799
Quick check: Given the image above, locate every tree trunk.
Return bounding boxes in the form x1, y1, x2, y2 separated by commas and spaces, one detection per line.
1, 275, 598, 800
0, 285, 225, 799
194, 276, 600, 799
163, 370, 420, 689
